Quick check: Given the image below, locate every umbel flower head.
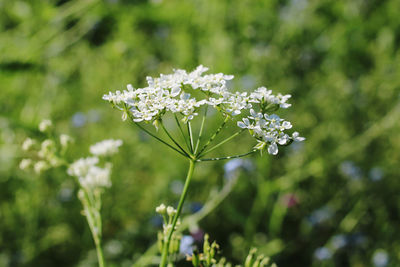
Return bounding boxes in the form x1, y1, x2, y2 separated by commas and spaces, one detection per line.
103, 65, 304, 155
68, 139, 122, 190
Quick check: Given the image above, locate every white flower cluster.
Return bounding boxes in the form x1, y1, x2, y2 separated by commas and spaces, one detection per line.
238, 109, 305, 155
103, 65, 234, 123
20, 135, 67, 173
68, 157, 111, 190
68, 139, 123, 190
90, 139, 123, 156
104, 66, 304, 155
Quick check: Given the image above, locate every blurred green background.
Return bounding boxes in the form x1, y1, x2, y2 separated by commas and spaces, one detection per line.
1, 0, 400, 266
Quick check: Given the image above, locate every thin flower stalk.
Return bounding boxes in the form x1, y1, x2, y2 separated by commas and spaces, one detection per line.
134, 121, 188, 158
160, 120, 191, 157
196, 116, 230, 156
175, 114, 191, 152
194, 106, 208, 154
187, 122, 194, 154
199, 128, 245, 157
197, 150, 257, 162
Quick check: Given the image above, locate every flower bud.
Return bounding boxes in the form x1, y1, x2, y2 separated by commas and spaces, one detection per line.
167, 206, 176, 217
156, 204, 167, 214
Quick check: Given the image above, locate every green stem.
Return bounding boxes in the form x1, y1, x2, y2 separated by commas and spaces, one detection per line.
159, 160, 196, 267
197, 117, 229, 156
194, 107, 208, 154
81, 191, 105, 267
197, 150, 257, 162
95, 239, 106, 267
199, 129, 245, 157
160, 120, 191, 157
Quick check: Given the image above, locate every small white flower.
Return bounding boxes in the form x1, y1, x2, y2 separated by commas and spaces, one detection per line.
67, 157, 99, 177
39, 119, 52, 132
282, 121, 292, 129
277, 133, 290, 145
79, 165, 112, 189
267, 143, 278, 155
171, 86, 181, 97
34, 161, 48, 174
19, 159, 32, 170
292, 131, 305, 141
90, 139, 123, 157
237, 118, 252, 129
22, 138, 35, 151
68, 157, 112, 189
60, 134, 73, 148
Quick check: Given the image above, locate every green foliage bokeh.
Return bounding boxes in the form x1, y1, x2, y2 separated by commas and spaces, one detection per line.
1, 0, 400, 266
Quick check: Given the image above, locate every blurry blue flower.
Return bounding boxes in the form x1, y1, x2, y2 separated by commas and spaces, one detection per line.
190, 202, 203, 213
369, 167, 384, 181
150, 215, 163, 227
308, 206, 333, 225
224, 158, 253, 180
179, 235, 194, 255
170, 180, 184, 195
347, 233, 367, 247
314, 247, 332, 261
339, 161, 362, 180
155, 27, 169, 40
372, 249, 389, 267
331, 234, 347, 250
71, 112, 87, 128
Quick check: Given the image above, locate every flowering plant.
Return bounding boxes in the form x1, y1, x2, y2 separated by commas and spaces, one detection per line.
20, 120, 122, 267
103, 66, 304, 266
